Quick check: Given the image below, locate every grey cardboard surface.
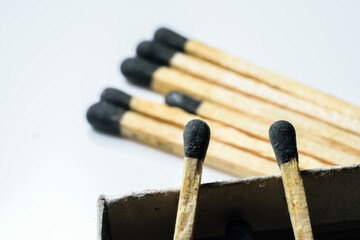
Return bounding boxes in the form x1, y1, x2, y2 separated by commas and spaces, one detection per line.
98, 164, 360, 239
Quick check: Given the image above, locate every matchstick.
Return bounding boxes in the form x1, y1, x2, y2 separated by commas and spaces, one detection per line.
269, 120, 314, 240
136, 40, 360, 134
165, 91, 360, 166
101, 87, 330, 169
173, 119, 210, 240
86, 101, 279, 177
153, 27, 360, 120
120, 57, 360, 150
225, 219, 254, 240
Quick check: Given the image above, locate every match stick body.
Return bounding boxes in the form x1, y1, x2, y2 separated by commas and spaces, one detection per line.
154, 27, 360, 120
269, 120, 313, 240
120, 57, 360, 151
174, 156, 203, 240
173, 119, 210, 240
281, 159, 313, 239
101, 88, 330, 169
86, 101, 279, 177
137, 41, 360, 135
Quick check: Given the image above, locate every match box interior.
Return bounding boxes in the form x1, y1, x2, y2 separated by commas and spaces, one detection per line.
98, 164, 360, 239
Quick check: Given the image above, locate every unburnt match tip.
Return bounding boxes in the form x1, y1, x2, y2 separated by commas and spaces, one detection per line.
101, 88, 132, 109
183, 119, 211, 160
226, 219, 253, 240
86, 101, 127, 135
136, 41, 177, 66
165, 91, 201, 114
269, 120, 298, 167
154, 27, 187, 51
120, 58, 160, 87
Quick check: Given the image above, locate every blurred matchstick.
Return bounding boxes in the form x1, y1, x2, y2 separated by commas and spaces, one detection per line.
137, 40, 360, 135
101, 87, 330, 169
120, 57, 360, 151
165, 91, 360, 166
153, 27, 360, 120
86, 101, 278, 177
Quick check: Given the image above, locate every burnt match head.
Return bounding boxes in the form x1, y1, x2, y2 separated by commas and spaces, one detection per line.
120, 58, 160, 87
183, 119, 211, 161
165, 91, 202, 114
136, 41, 177, 66
101, 88, 132, 109
269, 120, 298, 167
86, 101, 127, 135
225, 219, 253, 240
154, 27, 188, 52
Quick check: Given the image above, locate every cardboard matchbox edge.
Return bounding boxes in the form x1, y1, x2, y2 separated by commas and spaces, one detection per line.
98, 164, 360, 239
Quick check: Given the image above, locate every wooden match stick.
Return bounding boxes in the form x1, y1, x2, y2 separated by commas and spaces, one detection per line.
120, 57, 360, 150
153, 27, 360, 120
225, 219, 254, 240
173, 119, 210, 240
101, 87, 330, 169
137, 40, 360, 134
269, 120, 314, 240
165, 91, 360, 166
86, 101, 279, 177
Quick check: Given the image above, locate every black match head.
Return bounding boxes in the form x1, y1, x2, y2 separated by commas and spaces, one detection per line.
100, 88, 132, 109
165, 91, 202, 114
225, 219, 253, 240
183, 119, 211, 161
136, 41, 177, 66
86, 101, 127, 135
120, 57, 160, 87
269, 120, 298, 167
154, 27, 188, 52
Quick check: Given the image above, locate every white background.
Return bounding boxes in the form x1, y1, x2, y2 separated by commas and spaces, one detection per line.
1, 1, 359, 239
